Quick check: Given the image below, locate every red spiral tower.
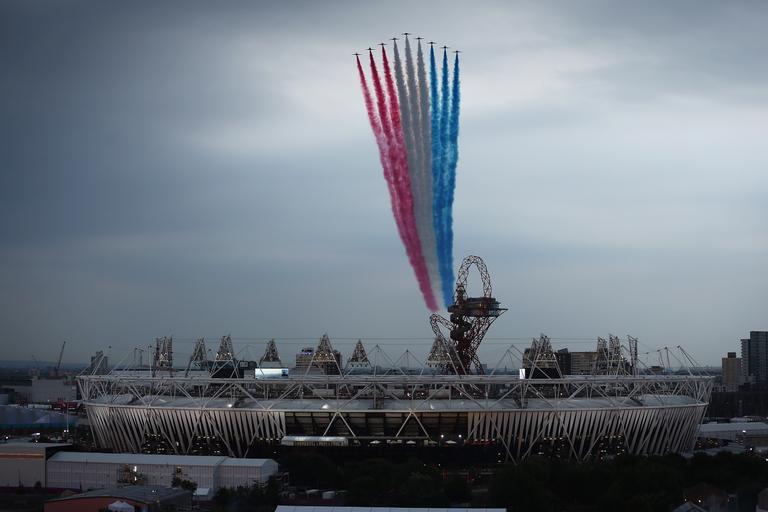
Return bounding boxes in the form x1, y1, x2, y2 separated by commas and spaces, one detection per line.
430, 255, 507, 374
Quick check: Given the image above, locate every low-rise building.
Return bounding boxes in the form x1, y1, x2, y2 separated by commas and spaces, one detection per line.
682, 482, 729, 512
47, 452, 278, 492
6, 378, 76, 404
697, 421, 768, 446
44, 485, 191, 512
0, 405, 77, 434
0, 441, 71, 488
218, 457, 278, 489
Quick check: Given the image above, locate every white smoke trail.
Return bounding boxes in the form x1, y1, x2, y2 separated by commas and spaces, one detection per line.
415, 40, 441, 305
404, 38, 423, 200
393, 41, 417, 200
401, 37, 440, 308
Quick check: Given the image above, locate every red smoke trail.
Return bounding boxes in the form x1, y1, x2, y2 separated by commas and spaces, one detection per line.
381, 49, 405, 152
356, 56, 401, 236
367, 52, 409, 258
382, 48, 437, 311
374, 50, 438, 311
379, 48, 408, 222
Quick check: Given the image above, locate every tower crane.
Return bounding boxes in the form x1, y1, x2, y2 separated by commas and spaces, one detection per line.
55, 341, 66, 377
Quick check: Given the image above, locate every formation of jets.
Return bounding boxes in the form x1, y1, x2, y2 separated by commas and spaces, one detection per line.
354, 34, 460, 57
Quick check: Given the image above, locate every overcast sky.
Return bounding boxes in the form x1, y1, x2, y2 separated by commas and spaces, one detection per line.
1, 0, 766, 367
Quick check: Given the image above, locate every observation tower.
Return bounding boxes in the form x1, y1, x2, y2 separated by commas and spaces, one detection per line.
431, 255, 507, 374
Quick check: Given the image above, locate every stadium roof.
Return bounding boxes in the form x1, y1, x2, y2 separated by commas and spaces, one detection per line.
92, 393, 701, 412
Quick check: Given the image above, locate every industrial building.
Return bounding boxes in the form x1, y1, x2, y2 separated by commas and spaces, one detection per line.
46, 452, 278, 492
697, 421, 768, 445
0, 441, 70, 487
0, 405, 77, 434
2, 378, 76, 404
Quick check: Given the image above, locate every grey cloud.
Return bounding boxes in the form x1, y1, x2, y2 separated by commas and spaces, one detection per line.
1, 0, 766, 366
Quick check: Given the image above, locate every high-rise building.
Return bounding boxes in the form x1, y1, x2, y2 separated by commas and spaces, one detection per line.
741, 331, 768, 383
721, 352, 743, 391
541, 349, 598, 375
555, 348, 571, 376
87, 351, 109, 375
570, 351, 598, 375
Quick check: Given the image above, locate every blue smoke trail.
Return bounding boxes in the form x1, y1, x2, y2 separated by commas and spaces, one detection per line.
416, 41, 441, 304
437, 48, 453, 308
430, 46, 445, 305
443, 53, 460, 308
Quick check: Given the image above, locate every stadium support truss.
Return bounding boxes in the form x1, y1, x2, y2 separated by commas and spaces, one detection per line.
79, 371, 712, 463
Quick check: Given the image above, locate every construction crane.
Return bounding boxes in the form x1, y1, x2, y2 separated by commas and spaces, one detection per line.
55, 341, 66, 377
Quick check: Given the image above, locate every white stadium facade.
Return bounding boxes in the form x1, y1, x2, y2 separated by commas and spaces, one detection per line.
78, 371, 712, 463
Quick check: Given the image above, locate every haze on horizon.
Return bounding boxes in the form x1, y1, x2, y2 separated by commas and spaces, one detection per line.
1, 0, 766, 367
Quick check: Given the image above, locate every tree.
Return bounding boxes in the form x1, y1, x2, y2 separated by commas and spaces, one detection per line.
171, 475, 197, 492
445, 476, 471, 504
213, 487, 232, 509
393, 472, 448, 507
280, 452, 342, 488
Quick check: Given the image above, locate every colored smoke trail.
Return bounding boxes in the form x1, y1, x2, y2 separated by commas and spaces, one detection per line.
381, 47, 408, 189
369, 51, 437, 312
443, 52, 461, 307
354, 36, 460, 312
429, 45, 444, 304
356, 56, 401, 238
404, 38, 422, 182
393, 42, 417, 200
385, 46, 438, 311
402, 37, 440, 309
416, 40, 441, 304
436, 48, 453, 307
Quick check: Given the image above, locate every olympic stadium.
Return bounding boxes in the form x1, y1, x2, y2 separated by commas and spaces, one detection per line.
77, 257, 713, 463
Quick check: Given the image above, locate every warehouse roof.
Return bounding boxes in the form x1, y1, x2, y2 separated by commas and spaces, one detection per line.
48, 451, 278, 469
46, 485, 190, 504
49, 451, 228, 466
219, 458, 277, 468
0, 440, 70, 451
698, 422, 768, 434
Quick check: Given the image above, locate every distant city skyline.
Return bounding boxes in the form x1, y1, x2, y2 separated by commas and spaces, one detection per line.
1, 1, 766, 366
